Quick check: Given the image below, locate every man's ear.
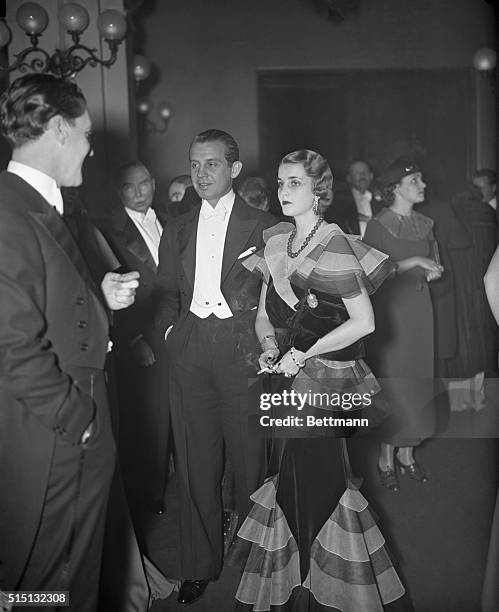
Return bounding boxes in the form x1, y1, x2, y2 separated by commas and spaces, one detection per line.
47, 115, 68, 145
151, 176, 156, 193
231, 160, 243, 179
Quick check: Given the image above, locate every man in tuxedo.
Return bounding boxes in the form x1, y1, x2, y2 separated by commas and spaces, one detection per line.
0, 73, 138, 611
101, 161, 170, 515
157, 129, 274, 604
325, 158, 384, 236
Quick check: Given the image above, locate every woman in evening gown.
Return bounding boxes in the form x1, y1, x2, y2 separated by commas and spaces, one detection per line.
228, 150, 413, 611
363, 160, 443, 492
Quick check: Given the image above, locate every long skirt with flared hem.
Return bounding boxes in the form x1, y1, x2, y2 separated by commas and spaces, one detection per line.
227, 438, 413, 612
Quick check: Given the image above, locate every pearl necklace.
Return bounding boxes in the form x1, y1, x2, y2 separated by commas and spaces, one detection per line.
287, 216, 323, 258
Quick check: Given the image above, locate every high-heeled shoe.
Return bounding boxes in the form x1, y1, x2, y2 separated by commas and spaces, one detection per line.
377, 465, 400, 492
395, 457, 429, 482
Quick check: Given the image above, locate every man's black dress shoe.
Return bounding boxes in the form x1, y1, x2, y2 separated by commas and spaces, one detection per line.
177, 579, 209, 604
151, 499, 165, 515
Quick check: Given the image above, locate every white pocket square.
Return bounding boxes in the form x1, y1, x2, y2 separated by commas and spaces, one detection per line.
237, 246, 257, 259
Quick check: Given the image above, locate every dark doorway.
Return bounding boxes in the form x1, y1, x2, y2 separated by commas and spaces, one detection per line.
258, 69, 475, 200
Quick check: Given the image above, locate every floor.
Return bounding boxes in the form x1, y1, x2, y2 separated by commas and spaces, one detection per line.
123, 424, 498, 612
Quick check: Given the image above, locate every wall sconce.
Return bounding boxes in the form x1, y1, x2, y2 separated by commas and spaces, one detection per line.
133, 54, 172, 134
0, 2, 127, 80
473, 47, 496, 72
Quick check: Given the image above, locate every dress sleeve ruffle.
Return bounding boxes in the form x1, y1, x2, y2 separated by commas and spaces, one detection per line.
241, 222, 295, 284
291, 231, 395, 299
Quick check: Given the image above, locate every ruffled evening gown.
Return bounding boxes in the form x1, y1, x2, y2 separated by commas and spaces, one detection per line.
228, 222, 413, 612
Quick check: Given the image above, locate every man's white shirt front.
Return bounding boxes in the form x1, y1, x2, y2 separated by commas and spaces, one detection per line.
8, 160, 64, 214
352, 187, 373, 237
190, 190, 234, 319
125, 206, 163, 265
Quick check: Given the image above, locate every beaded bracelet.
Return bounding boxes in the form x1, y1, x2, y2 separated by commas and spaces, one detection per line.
260, 334, 278, 350
290, 347, 306, 368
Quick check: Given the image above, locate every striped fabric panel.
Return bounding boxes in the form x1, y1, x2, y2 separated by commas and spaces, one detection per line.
331, 500, 377, 533
313, 520, 385, 563
241, 501, 278, 531
235, 554, 302, 611
233, 535, 300, 576
241, 250, 270, 284
237, 511, 293, 551
249, 477, 278, 508
339, 488, 369, 512
310, 537, 394, 583
290, 232, 393, 298
304, 559, 405, 611
293, 361, 381, 400
229, 468, 302, 610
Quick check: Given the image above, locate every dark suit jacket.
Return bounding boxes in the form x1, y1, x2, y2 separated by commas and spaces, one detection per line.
325, 182, 385, 235
0, 172, 111, 589
100, 205, 168, 355
156, 195, 275, 334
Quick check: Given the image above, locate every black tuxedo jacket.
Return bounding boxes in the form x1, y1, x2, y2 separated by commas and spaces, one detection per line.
100, 205, 168, 354
156, 194, 275, 333
0, 171, 111, 589
325, 183, 385, 235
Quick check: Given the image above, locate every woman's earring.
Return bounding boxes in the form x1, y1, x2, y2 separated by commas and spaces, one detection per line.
313, 194, 320, 215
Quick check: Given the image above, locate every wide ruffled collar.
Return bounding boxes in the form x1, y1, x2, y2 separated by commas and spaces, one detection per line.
373, 207, 433, 240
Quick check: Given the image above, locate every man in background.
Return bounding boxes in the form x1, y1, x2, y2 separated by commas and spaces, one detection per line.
101, 161, 170, 516
326, 158, 384, 236
472, 168, 497, 211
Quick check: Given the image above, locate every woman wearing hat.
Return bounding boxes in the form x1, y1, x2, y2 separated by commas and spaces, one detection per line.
363, 160, 443, 491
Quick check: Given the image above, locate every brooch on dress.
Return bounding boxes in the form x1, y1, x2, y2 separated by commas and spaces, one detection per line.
306, 289, 318, 308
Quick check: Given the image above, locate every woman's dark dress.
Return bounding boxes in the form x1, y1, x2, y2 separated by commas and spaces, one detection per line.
363, 208, 437, 446
228, 222, 412, 612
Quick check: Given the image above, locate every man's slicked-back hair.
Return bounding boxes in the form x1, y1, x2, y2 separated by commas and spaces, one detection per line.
280, 149, 334, 213
0, 73, 87, 149
191, 129, 239, 165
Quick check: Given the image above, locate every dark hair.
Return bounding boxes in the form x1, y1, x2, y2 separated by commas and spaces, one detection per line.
114, 161, 152, 190
0, 73, 86, 148
379, 159, 421, 205
473, 168, 496, 186
190, 129, 239, 165
238, 176, 269, 211
280, 149, 333, 213
381, 184, 398, 206
169, 174, 192, 188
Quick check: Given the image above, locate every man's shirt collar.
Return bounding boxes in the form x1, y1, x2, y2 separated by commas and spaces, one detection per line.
8, 160, 64, 214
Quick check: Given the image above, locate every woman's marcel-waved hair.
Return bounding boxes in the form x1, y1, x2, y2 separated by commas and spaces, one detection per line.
280, 149, 334, 214
0, 73, 86, 149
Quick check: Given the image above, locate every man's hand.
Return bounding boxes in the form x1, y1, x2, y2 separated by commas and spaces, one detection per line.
101, 271, 140, 310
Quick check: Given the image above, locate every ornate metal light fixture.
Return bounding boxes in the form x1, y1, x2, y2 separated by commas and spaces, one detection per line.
133, 54, 172, 134
0, 2, 127, 80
